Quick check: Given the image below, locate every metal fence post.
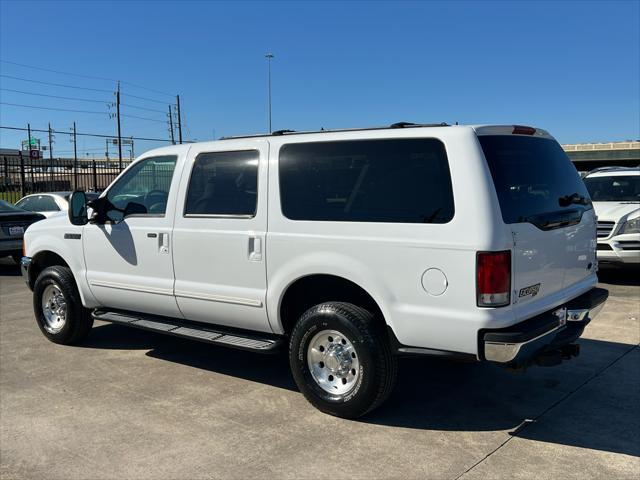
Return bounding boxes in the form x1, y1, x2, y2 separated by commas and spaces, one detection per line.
19, 151, 26, 198
92, 160, 98, 192
3, 157, 7, 186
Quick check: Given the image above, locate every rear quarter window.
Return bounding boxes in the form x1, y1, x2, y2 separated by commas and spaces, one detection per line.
278, 138, 455, 223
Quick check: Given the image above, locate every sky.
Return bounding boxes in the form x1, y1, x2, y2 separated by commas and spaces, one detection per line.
0, 0, 639, 158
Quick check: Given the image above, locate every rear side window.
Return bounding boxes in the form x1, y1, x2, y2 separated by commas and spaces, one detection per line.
184, 150, 258, 216
479, 135, 591, 225
279, 138, 454, 223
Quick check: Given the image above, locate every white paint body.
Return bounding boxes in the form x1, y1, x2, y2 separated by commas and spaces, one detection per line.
24, 125, 598, 357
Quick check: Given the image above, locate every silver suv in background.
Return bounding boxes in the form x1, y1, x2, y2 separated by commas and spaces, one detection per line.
583, 167, 640, 265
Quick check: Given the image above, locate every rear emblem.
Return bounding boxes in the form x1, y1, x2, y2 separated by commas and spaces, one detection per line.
519, 283, 541, 298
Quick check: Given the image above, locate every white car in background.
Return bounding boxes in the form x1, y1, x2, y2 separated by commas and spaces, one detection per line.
583, 167, 640, 265
15, 192, 99, 218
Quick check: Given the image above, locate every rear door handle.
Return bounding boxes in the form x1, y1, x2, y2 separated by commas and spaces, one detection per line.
158, 233, 170, 254
248, 236, 262, 261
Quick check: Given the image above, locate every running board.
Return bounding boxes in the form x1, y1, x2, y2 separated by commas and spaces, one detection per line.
92, 309, 284, 353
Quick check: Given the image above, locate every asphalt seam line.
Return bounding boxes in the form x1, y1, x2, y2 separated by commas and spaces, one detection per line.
453, 343, 640, 480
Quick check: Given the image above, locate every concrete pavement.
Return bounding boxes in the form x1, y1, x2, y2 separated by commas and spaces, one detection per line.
1, 259, 638, 479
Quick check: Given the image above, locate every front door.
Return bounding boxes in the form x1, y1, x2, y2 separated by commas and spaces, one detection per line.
172, 141, 271, 332
83, 154, 183, 317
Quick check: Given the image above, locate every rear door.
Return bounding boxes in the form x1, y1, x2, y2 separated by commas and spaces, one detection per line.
478, 132, 596, 306
171, 140, 271, 333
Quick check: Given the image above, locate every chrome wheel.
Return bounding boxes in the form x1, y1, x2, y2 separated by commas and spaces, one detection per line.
307, 329, 360, 395
41, 284, 67, 334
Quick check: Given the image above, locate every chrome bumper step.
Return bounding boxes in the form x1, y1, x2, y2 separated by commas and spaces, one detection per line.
92, 309, 283, 353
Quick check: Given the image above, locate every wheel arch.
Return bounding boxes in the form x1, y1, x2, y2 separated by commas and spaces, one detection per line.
277, 273, 389, 336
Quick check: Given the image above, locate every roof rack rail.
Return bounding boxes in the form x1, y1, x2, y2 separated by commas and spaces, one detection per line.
588, 166, 634, 173
272, 129, 296, 136
220, 122, 450, 140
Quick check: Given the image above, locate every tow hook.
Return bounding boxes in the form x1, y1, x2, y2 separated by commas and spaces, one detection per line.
534, 343, 580, 367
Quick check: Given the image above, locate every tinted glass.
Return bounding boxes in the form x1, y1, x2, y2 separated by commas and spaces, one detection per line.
479, 135, 592, 224
15, 197, 34, 211
35, 196, 60, 212
584, 175, 640, 202
106, 155, 177, 221
1, 200, 23, 212
279, 138, 454, 223
184, 150, 258, 216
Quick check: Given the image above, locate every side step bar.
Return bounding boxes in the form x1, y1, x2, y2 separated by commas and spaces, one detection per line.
92, 309, 284, 353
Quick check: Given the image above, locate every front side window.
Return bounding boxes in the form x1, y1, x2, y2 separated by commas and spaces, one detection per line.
106, 155, 177, 221
184, 150, 259, 216
279, 138, 455, 223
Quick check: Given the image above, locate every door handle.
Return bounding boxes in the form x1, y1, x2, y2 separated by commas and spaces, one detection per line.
248, 236, 262, 261
158, 233, 170, 254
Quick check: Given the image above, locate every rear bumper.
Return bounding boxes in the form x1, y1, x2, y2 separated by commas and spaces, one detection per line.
0, 238, 24, 253
480, 287, 608, 367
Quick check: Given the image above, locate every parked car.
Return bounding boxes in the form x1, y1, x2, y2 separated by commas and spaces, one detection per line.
21, 123, 608, 418
15, 191, 99, 218
0, 200, 45, 263
583, 167, 640, 265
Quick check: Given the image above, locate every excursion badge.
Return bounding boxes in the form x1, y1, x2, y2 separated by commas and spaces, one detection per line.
519, 283, 541, 298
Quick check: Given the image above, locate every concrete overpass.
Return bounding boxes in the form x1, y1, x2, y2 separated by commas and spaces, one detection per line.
562, 141, 640, 171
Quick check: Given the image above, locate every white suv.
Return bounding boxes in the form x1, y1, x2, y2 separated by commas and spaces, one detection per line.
21, 123, 608, 418
583, 167, 640, 265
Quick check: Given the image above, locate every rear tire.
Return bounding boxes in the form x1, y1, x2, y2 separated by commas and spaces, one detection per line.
33, 266, 93, 345
289, 302, 397, 418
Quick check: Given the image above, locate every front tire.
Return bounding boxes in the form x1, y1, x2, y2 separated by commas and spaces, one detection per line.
289, 302, 397, 418
33, 266, 93, 345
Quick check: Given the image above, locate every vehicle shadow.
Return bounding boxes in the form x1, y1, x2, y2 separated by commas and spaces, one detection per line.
598, 264, 640, 286
85, 323, 639, 457
0, 257, 21, 276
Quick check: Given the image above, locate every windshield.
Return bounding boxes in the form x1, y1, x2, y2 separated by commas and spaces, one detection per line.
583, 175, 640, 202
479, 135, 592, 225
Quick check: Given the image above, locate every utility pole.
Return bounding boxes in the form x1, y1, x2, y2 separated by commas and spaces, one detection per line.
265, 53, 274, 133
116, 81, 123, 170
48, 122, 54, 187
168, 105, 176, 145
27, 123, 32, 154
176, 95, 183, 144
72, 122, 78, 189
47, 123, 53, 160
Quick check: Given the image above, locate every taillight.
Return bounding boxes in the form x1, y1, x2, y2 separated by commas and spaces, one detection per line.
477, 251, 511, 307
512, 125, 536, 135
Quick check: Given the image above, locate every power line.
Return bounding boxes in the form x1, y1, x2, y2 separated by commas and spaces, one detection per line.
1, 125, 185, 143
0, 74, 113, 93
1, 102, 107, 115
121, 113, 167, 123
120, 103, 166, 114
0, 87, 109, 104
121, 92, 168, 104
0, 59, 175, 97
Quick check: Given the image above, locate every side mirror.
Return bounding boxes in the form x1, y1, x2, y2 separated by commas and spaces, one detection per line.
68, 190, 88, 226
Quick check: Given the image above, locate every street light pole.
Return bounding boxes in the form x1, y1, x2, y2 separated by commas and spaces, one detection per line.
265, 53, 274, 133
